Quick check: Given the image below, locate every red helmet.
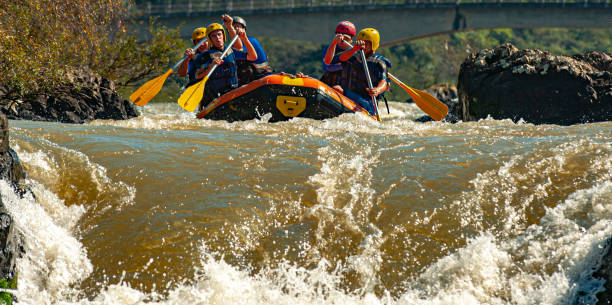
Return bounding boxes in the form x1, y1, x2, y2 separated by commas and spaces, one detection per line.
335, 21, 356, 37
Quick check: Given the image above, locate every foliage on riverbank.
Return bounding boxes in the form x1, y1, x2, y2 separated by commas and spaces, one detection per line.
0, 276, 17, 305
0, 0, 183, 98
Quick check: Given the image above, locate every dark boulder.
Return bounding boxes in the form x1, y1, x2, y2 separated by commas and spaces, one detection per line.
456, 44, 612, 125
0, 69, 139, 124
0, 113, 26, 300
596, 238, 612, 305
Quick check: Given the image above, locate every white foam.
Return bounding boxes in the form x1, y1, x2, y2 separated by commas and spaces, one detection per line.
4, 106, 611, 305
0, 181, 92, 304
0, 177, 608, 305
12, 136, 136, 211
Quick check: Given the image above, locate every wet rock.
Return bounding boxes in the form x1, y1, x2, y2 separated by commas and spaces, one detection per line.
0, 113, 25, 298
0, 68, 139, 124
457, 43, 612, 125
596, 238, 612, 305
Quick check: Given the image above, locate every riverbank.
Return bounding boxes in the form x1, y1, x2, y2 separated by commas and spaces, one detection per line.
0, 69, 139, 124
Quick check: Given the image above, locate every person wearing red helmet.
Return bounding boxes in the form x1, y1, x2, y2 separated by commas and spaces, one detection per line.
320, 21, 356, 92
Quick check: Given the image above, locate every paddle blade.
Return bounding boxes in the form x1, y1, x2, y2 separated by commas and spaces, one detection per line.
178, 76, 208, 112
389, 75, 448, 121
129, 69, 173, 106
414, 89, 449, 121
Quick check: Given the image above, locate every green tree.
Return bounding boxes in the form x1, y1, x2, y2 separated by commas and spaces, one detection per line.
0, 0, 183, 98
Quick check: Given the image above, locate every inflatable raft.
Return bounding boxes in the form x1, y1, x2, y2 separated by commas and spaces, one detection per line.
196, 74, 375, 122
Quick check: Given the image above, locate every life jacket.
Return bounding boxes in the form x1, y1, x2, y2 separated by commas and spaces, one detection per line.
236, 60, 274, 86
341, 53, 391, 98
188, 47, 240, 109
205, 48, 238, 92
188, 47, 238, 87
320, 70, 342, 87
235, 37, 274, 86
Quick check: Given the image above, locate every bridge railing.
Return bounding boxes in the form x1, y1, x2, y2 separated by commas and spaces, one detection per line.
128, 0, 610, 17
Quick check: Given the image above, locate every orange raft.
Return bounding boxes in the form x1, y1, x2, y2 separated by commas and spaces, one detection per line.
196, 74, 376, 122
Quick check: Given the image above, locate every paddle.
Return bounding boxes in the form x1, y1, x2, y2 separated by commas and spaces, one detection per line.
129, 38, 208, 106
340, 41, 448, 121
387, 75, 448, 121
359, 49, 382, 122
178, 34, 240, 112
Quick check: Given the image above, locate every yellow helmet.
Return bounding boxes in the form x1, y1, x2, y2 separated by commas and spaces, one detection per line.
205, 23, 226, 42
357, 28, 380, 51
191, 27, 206, 44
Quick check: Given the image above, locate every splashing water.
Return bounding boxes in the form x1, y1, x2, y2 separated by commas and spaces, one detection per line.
2, 102, 610, 304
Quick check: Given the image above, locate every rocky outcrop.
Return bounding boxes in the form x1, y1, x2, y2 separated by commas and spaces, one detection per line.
596, 239, 612, 305
0, 113, 25, 300
457, 44, 612, 125
0, 69, 139, 124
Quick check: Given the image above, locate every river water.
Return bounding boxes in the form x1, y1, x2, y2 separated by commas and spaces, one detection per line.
3, 102, 611, 304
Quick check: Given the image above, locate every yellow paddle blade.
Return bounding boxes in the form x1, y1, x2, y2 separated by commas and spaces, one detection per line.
129, 69, 173, 106
178, 76, 208, 112
413, 88, 449, 121
388, 75, 448, 121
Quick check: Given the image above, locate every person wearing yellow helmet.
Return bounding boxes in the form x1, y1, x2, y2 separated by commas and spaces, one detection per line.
330, 27, 392, 116
178, 27, 210, 80
190, 20, 257, 110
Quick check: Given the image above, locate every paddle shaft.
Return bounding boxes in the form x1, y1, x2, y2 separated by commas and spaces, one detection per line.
201, 35, 240, 81
387, 74, 411, 93
129, 38, 209, 106
359, 50, 382, 121
172, 38, 208, 71
339, 41, 388, 116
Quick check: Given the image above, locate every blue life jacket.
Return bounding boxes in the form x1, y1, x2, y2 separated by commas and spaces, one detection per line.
190, 46, 248, 104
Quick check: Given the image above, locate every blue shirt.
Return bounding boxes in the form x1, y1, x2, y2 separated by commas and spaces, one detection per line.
233, 36, 267, 64
248, 37, 267, 65
321, 44, 343, 73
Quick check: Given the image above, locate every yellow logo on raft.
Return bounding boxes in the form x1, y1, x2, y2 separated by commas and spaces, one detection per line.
276, 95, 306, 117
